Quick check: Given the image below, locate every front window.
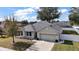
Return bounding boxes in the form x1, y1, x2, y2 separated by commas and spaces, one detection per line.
25, 31, 32, 36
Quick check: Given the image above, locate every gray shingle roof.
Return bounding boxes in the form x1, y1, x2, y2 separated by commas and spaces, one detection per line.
23, 21, 62, 33
54, 21, 70, 27
32, 21, 50, 32
23, 24, 35, 31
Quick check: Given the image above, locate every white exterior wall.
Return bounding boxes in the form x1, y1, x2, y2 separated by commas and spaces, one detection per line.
60, 34, 79, 42
37, 32, 59, 41
40, 34, 59, 41
22, 25, 35, 39
16, 31, 35, 39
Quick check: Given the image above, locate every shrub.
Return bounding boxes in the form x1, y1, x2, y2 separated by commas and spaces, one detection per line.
13, 41, 34, 51
62, 30, 78, 35
64, 40, 73, 45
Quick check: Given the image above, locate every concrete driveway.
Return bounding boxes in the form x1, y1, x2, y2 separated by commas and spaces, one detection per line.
0, 47, 14, 51
26, 40, 54, 51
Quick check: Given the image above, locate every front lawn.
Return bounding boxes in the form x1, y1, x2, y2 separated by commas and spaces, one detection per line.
52, 41, 79, 51
0, 37, 34, 50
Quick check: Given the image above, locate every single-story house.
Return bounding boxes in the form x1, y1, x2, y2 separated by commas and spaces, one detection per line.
16, 21, 62, 42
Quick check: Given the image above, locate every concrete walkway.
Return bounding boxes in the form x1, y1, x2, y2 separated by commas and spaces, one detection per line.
0, 47, 14, 51
26, 40, 54, 51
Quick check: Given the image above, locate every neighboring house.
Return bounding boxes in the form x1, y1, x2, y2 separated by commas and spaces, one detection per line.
54, 21, 71, 28
16, 21, 62, 42
0, 21, 5, 29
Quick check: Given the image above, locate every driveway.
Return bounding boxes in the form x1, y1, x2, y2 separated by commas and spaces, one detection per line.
26, 40, 54, 51
0, 47, 14, 51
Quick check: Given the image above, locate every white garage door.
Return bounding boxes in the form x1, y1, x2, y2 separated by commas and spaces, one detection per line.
40, 34, 58, 42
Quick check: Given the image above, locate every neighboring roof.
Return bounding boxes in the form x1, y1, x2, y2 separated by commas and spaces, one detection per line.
23, 21, 62, 33
0, 22, 5, 29
54, 21, 71, 27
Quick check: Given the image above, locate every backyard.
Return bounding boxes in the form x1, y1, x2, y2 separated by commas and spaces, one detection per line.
0, 37, 34, 50
52, 40, 79, 51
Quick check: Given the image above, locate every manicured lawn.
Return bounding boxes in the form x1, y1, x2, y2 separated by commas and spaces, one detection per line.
0, 37, 34, 50
52, 41, 79, 51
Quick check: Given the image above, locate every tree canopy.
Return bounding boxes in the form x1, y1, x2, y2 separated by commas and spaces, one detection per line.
37, 7, 60, 23
21, 20, 28, 26
4, 16, 18, 43
4, 17, 18, 36
69, 7, 79, 25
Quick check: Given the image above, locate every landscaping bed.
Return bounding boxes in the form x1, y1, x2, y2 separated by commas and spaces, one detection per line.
13, 41, 34, 51
64, 40, 73, 45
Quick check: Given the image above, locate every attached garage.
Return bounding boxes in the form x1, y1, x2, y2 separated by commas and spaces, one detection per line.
40, 34, 59, 42
37, 26, 60, 42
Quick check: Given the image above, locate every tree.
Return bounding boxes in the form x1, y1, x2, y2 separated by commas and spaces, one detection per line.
4, 16, 18, 43
0, 28, 3, 37
37, 7, 60, 23
29, 21, 37, 24
69, 7, 79, 25
21, 20, 28, 26
69, 13, 79, 25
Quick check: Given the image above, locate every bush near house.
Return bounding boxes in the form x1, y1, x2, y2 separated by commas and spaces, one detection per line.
64, 40, 73, 45
62, 30, 78, 35
13, 41, 34, 51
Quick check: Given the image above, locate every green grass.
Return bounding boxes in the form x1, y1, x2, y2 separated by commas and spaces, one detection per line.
62, 30, 78, 35
0, 37, 34, 50
52, 41, 79, 51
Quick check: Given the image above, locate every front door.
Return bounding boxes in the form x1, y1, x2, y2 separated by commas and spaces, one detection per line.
34, 32, 37, 39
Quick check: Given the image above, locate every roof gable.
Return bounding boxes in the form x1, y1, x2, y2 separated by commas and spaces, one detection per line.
38, 26, 59, 34
23, 24, 34, 31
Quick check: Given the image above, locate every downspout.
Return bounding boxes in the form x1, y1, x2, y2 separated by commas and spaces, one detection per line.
59, 33, 61, 41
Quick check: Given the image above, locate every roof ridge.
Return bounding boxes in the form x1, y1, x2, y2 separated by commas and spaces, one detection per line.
30, 24, 36, 32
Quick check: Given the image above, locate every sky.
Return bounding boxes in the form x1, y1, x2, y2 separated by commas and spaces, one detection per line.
0, 7, 71, 22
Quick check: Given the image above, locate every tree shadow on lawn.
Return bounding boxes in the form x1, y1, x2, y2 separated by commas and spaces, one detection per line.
62, 40, 73, 45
